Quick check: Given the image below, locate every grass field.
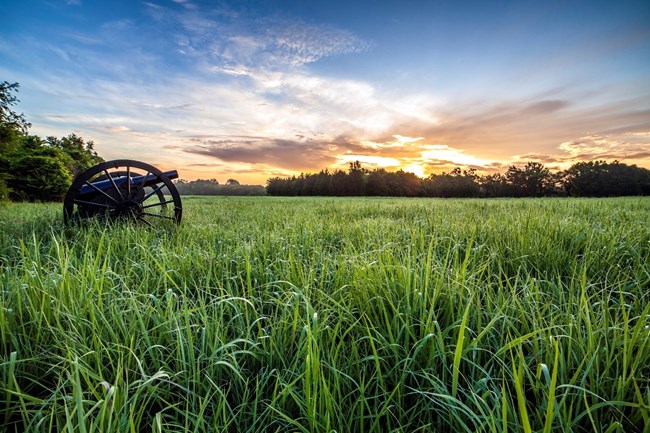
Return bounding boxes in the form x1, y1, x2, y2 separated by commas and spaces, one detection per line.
1, 197, 649, 432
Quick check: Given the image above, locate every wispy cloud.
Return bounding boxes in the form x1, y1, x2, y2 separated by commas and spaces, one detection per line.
521, 100, 569, 115
171, 0, 196, 10
161, 4, 370, 69
558, 133, 650, 161
508, 131, 650, 170
268, 21, 371, 65
185, 135, 369, 171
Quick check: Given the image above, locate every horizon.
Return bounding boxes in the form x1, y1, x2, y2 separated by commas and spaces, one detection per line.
2, 0, 649, 185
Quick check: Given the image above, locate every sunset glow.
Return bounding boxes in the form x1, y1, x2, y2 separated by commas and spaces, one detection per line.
338, 155, 401, 168
2, 0, 649, 184
421, 146, 495, 169
402, 163, 426, 178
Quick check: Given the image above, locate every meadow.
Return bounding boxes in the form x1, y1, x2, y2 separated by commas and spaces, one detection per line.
0, 196, 648, 432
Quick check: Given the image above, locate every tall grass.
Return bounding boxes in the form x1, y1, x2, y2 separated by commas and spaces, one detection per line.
1, 197, 648, 432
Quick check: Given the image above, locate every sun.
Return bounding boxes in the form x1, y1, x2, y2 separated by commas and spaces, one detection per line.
402, 162, 426, 178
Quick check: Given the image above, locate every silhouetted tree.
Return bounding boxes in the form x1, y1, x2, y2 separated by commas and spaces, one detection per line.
266, 177, 284, 195
423, 168, 480, 197
504, 162, 555, 197
562, 160, 650, 196
331, 170, 349, 196
366, 169, 391, 196
479, 173, 510, 197
347, 160, 366, 195
396, 170, 422, 197
265, 159, 650, 198
313, 169, 332, 195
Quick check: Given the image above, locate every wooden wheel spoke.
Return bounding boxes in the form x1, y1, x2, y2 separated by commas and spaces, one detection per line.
142, 212, 176, 221
73, 199, 115, 209
141, 183, 165, 202
137, 216, 153, 227
140, 171, 150, 189
104, 169, 124, 201
84, 181, 120, 204
141, 199, 175, 210
126, 166, 131, 197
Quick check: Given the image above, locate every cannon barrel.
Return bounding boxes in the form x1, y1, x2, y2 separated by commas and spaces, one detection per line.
79, 169, 179, 196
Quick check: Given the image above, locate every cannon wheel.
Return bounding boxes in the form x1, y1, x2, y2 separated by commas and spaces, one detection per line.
63, 159, 182, 225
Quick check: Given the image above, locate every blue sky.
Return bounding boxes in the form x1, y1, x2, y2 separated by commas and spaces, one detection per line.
2, 0, 649, 183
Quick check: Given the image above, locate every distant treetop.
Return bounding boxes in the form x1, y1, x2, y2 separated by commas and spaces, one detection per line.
266, 160, 650, 198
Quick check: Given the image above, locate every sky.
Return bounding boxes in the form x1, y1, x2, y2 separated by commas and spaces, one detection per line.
1, 0, 649, 184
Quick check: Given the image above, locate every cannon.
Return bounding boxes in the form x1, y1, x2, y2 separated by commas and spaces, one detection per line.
63, 159, 183, 225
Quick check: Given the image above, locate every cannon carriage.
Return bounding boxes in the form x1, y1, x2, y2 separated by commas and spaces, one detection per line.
63, 160, 182, 225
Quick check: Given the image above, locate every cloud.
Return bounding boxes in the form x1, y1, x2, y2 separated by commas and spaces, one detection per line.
421, 145, 497, 168
184, 136, 356, 171
91, 125, 131, 132
211, 65, 251, 76
337, 155, 402, 168
65, 33, 102, 45
166, 6, 370, 69
172, 0, 195, 9
268, 21, 371, 65
507, 131, 650, 169
522, 100, 569, 115
558, 133, 650, 161
514, 153, 561, 164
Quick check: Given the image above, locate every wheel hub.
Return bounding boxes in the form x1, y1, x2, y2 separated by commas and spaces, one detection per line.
116, 199, 143, 219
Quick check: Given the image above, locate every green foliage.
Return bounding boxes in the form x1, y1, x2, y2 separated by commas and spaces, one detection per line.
0, 81, 31, 138
7, 152, 72, 201
1, 197, 648, 432
45, 134, 103, 177
0, 82, 103, 202
0, 83, 26, 159
0, 175, 9, 202
1, 134, 98, 202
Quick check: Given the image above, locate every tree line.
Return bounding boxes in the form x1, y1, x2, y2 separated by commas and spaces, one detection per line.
267, 160, 650, 197
174, 178, 266, 196
0, 82, 103, 201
